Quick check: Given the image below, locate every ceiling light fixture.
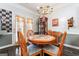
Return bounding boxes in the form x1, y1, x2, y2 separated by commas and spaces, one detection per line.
37, 5, 53, 15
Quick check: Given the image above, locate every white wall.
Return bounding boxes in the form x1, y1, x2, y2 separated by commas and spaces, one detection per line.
0, 3, 37, 44
48, 4, 79, 34
48, 4, 79, 48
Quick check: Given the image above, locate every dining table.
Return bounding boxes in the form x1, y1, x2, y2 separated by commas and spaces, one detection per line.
28, 35, 56, 45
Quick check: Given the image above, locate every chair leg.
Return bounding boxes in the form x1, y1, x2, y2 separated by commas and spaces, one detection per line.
43, 53, 44, 56
40, 52, 42, 56
61, 52, 63, 56
42, 50, 44, 56
40, 50, 43, 56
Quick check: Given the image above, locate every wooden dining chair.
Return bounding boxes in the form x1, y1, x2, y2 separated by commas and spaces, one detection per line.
18, 31, 27, 56
43, 32, 67, 56
47, 30, 62, 46
26, 30, 34, 45
47, 30, 52, 36
52, 32, 62, 46
18, 31, 42, 56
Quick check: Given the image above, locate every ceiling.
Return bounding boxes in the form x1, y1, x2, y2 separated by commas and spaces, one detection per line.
19, 3, 73, 14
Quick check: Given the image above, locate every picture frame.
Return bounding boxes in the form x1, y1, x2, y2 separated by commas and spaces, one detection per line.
67, 17, 73, 29
52, 18, 58, 26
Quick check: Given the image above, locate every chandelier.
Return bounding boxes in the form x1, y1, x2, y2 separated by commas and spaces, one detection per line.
37, 5, 53, 15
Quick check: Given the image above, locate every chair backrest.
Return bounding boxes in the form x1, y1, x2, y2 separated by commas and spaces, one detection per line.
57, 31, 67, 56
47, 30, 52, 35
26, 30, 34, 40
50, 31, 62, 44
18, 31, 27, 56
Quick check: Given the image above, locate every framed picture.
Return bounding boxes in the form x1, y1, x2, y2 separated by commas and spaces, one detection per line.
52, 18, 58, 26
0, 9, 12, 32
67, 17, 73, 29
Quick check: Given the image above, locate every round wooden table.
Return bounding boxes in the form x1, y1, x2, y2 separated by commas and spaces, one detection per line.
29, 35, 56, 45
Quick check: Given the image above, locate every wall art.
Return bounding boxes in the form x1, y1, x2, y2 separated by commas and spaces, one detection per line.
67, 17, 73, 29
52, 18, 58, 26
0, 9, 12, 32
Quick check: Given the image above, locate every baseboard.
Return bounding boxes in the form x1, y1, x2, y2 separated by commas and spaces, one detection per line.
64, 44, 79, 50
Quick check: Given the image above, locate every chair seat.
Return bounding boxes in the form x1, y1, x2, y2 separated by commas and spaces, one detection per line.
27, 44, 42, 56
43, 45, 59, 55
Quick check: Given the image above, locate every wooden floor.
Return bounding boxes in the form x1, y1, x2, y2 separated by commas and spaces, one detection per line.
15, 46, 79, 56
63, 46, 79, 56
42, 46, 79, 56
0, 46, 79, 56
